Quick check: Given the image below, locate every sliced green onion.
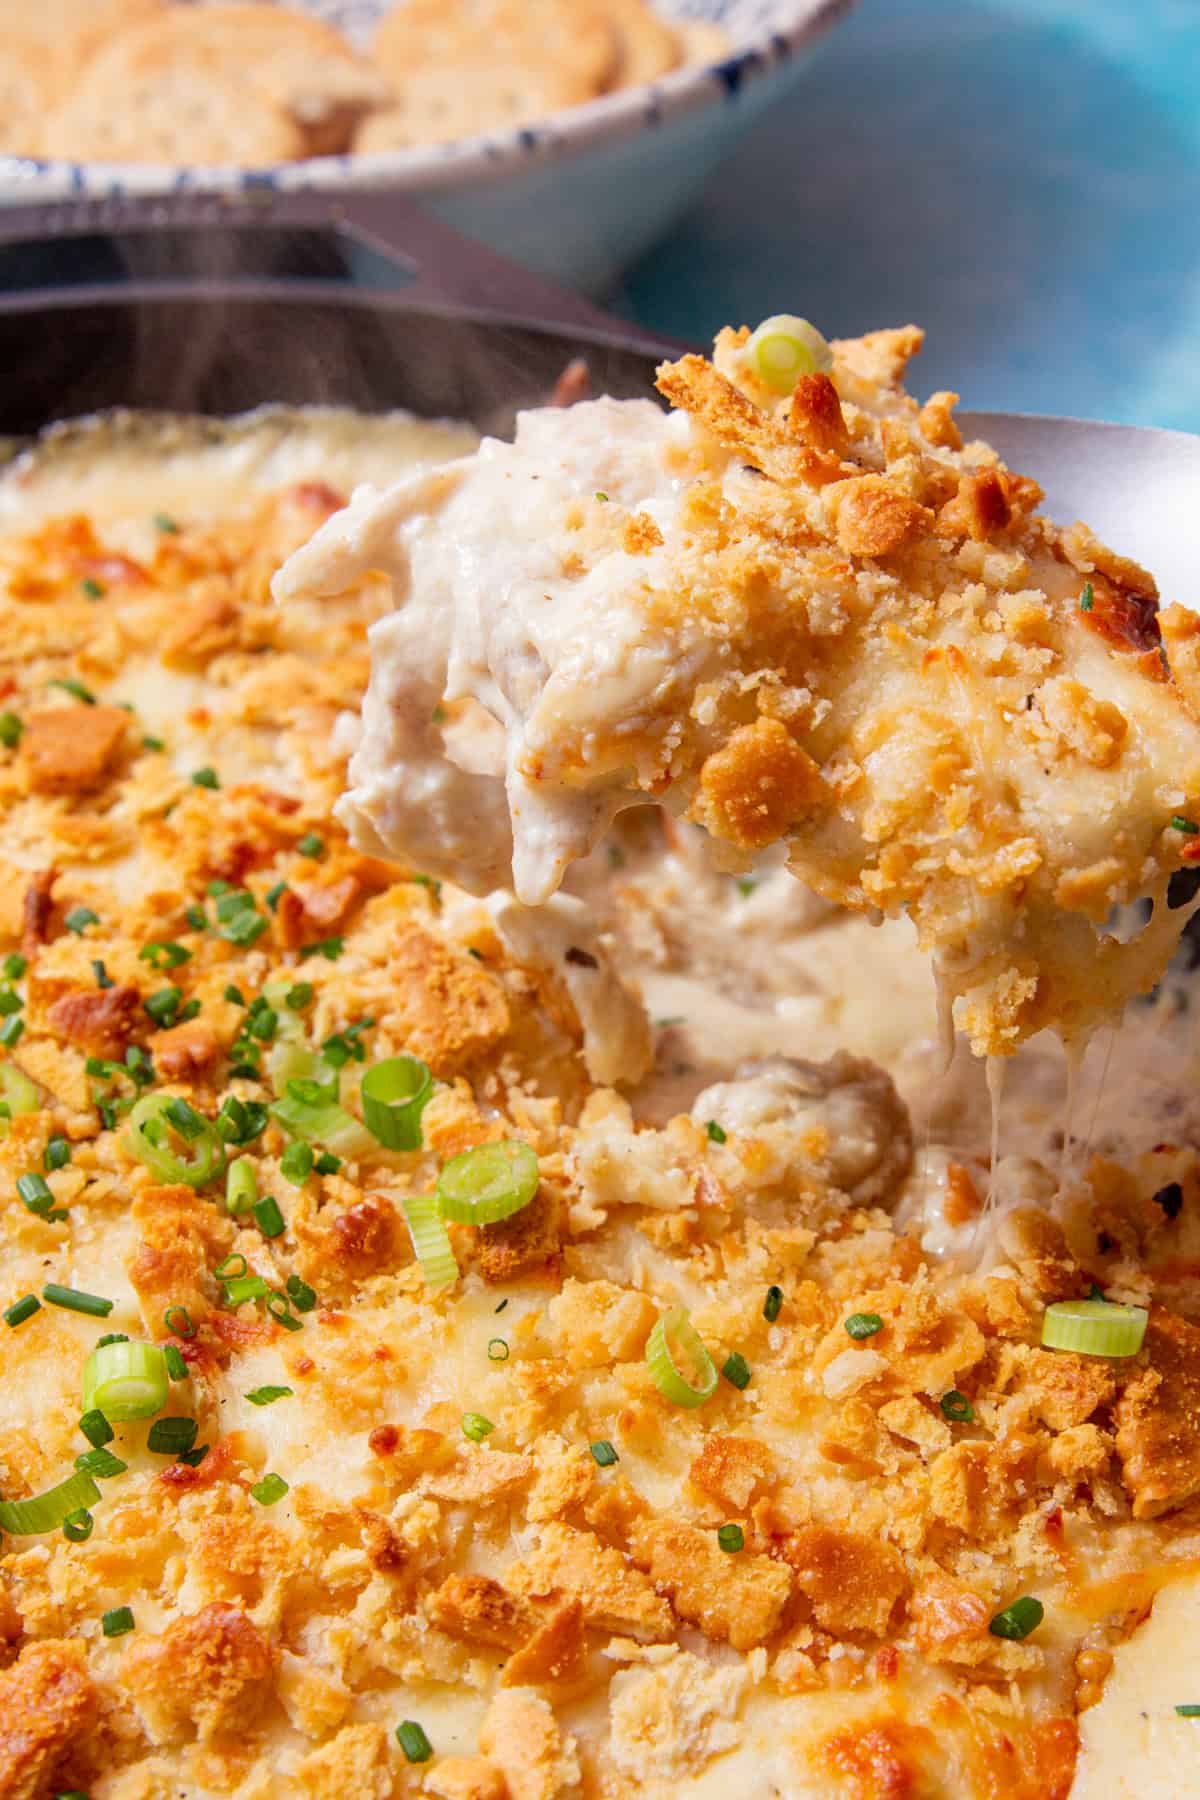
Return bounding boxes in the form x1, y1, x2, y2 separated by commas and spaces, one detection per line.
717, 1523, 745, 1553
722, 1352, 751, 1390
0, 712, 22, 749
1172, 815, 1198, 835
18, 1172, 55, 1215
989, 1596, 1044, 1641
246, 1386, 293, 1406
3, 954, 25, 980
265, 1292, 302, 1331
83, 1341, 169, 1421
705, 1120, 727, 1144
1176, 1705, 1200, 1717
4, 1295, 40, 1328
0, 1017, 23, 1048
402, 1194, 459, 1290
97, 1332, 128, 1347
0, 1470, 100, 1536
74, 1447, 127, 1480
50, 678, 95, 705
163, 1344, 188, 1381
44, 1284, 112, 1318
254, 1196, 285, 1239
63, 1508, 93, 1542
487, 1338, 509, 1362
296, 832, 324, 858
462, 1412, 494, 1443
139, 940, 191, 971
64, 906, 99, 935
178, 1445, 209, 1468
147, 1416, 197, 1456
250, 1472, 288, 1506
764, 1285, 783, 1323
941, 1390, 975, 1422
436, 1140, 539, 1226
284, 982, 313, 1011
396, 1721, 433, 1764
1079, 581, 1094, 613
590, 1440, 619, 1467
298, 935, 343, 961
280, 1140, 313, 1184
1042, 1299, 1147, 1358
745, 313, 833, 393
314, 1151, 340, 1175
125, 1093, 225, 1189
0, 1064, 40, 1135
163, 1305, 195, 1338
0, 988, 21, 1016
225, 1157, 258, 1215
216, 1097, 268, 1147
361, 1056, 433, 1151
224, 1274, 270, 1306
214, 1253, 247, 1281
286, 1274, 317, 1313
44, 1135, 71, 1171
191, 766, 219, 790
646, 1307, 718, 1409
102, 1605, 135, 1636
845, 1312, 884, 1340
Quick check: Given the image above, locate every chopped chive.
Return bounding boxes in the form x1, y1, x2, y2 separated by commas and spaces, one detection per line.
153, 513, 179, 534
462, 1412, 494, 1443
764, 1285, 783, 1323
246, 1386, 293, 1406
102, 1605, 135, 1637
79, 1409, 112, 1447
1079, 581, 1094, 612
63, 1508, 93, 1543
43, 1284, 113, 1318
280, 1141, 313, 1184
844, 1312, 884, 1340
163, 1343, 188, 1381
705, 1119, 727, 1144
74, 1447, 127, 1479
143, 986, 183, 1027
0, 1016, 24, 1048
49, 677, 95, 705
3, 953, 26, 980
139, 940, 190, 971
81, 577, 105, 600
717, 1523, 745, 1553
494, 1298, 508, 1314
295, 832, 324, 858
91, 960, 113, 990
142, 734, 165, 752
285, 1274, 317, 1313
0, 712, 22, 749
722, 1352, 751, 1390
298, 936, 344, 962
254, 1196, 285, 1239
146, 1416, 197, 1456
64, 906, 100, 935
487, 1338, 509, 1362
190, 767, 219, 790
396, 1721, 432, 1764
4, 1294, 40, 1328
313, 1151, 340, 1175
941, 1390, 975, 1422
250, 1472, 288, 1506
1171, 815, 1198, 834
163, 1305, 195, 1339
988, 1596, 1044, 1641
589, 1440, 618, 1467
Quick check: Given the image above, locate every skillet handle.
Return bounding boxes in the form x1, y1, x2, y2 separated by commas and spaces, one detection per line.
0, 188, 685, 359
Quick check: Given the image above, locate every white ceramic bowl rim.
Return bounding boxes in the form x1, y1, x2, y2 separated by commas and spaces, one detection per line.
0, 0, 853, 200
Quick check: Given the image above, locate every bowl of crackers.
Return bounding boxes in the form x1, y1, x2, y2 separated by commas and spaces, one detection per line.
0, 0, 854, 292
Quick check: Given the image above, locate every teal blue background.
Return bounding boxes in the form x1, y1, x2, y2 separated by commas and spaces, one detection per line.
619, 0, 1200, 431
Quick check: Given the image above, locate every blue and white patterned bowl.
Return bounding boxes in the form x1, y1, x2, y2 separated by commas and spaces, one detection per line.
0, 0, 855, 292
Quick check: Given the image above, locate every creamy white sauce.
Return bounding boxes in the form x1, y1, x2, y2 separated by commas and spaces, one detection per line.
1074, 1578, 1200, 1797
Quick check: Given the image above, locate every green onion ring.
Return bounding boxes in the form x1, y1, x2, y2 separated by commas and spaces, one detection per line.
0, 1470, 100, 1536
646, 1306, 718, 1409
745, 314, 833, 393
436, 1140, 539, 1227
82, 1340, 169, 1422
403, 1194, 459, 1290
1041, 1299, 1148, 1358
125, 1093, 225, 1189
0, 1062, 38, 1136
361, 1055, 433, 1151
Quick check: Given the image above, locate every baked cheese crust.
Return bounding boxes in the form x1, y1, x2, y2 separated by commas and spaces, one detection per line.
0, 405, 1198, 1800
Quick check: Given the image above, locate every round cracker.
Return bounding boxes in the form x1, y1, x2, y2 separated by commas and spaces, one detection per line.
373, 0, 619, 106
600, 0, 682, 88
42, 27, 304, 166
10, 0, 166, 103
0, 43, 55, 156
153, 5, 392, 154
